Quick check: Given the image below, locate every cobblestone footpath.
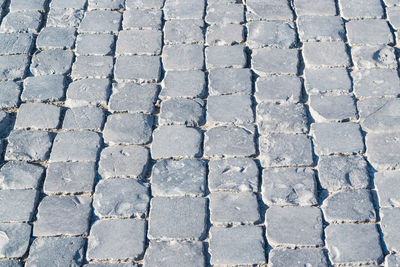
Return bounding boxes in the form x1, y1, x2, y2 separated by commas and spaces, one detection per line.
0, 0, 400, 266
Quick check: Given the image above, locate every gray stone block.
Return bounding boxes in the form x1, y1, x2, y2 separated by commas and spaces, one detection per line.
66, 78, 110, 106
0, 189, 37, 222
9, 0, 45, 11
253, 48, 298, 75
209, 68, 252, 95
50, 0, 86, 8
62, 106, 105, 130
246, 0, 292, 21
367, 133, 400, 170
36, 27, 76, 49
0, 55, 28, 80
126, 0, 163, 9
206, 23, 243, 46
46, 9, 84, 28
255, 76, 302, 102
0, 33, 33, 54
206, 2, 243, 24
0, 81, 20, 108
88, 0, 125, 9
0, 161, 44, 190
381, 208, 400, 252
269, 248, 328, 267
310, 94, 356, 121
388, 6, 400, 30
163, 44, 204, 71
0, 223, 31, 257
386, 254, 400, 267
15, 103, 61, 129
206, 45, 246, 69
22, 75, 65, 102
352, 45, 397, 69
164, 19, 203, 45
0, 11, 42, 33
0, 260, 22, 267
160, 98, 204, 126
375, 171, 400, 208
164, 0, 204, 20
116, 29, 161, 55
207, 95, 253, 124
248, 21, 296, 48
76, 33, 115, 56
303, 42, 349, 68
109, 83, 158, 113
160, 70, 205, 98
347, 20, 393, 45
114, 55, 161, 82
30, 50, 74, 75
362, 99, 400, 133
353, 69, 400, 97
294, 0, 336, 15
341, 0, 384, 19
298, 16, 345, 41
79, 10, 121, 33
357, 97, 390, 119
123, 9, 162, 30
71, 55, 114, 79
305, 68, 351, 94
5, 130, 52, 161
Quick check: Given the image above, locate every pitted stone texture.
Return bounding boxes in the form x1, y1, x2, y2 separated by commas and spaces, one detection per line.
0, 33, 33, 55
152, 159, 206, 197
88, 0, 125, 9
247, 21, 296, 48
347, 20, 393, 45
116, 30, 161, 55
209, 226, 265, 265
256, 76, 302, 102
44, 162, 96, 194
34, 196, 91, 236
164, 19, 203, 45
5, 130, 52, 161
206, 24, 243, 46
0, 223, 31, 257
325, 224, 383, 264
206, 45, 247, 69
341, 0, 384, 19
259, 134, 313, 167
312, 122, 364, 155
0, 11, 42, 33
123, 9, 162, 30
209, 68, 252, 95
303, 42, 349, 68
0, 161, 44, 190
87, 219, 146, 260
269, 248, 329, 267
381, 208, 400, 252
266, 206, 323, 247
0, 55, 28, 80
15, 103, 61, 129
161, 70, 205, 98
352, 45, 397, 69
362, 99, 400, 133
164, 0, 204, 20
353, 69, 400, 97
103, 113, 153, 145
209, 158, 258, 192
79, 10, 121, 33
63, 106, 105, 130
30, 50, 74, 75
375, 171, 400, 208
257, 102, 308, 134
262, 168, 317, 206
358, 98, 391, 119
207, 95, 253, 124
298, 16, 345, 41
0, 190, 37, 222
294, 0, 336, 15
36, 27, 76, 49
46, 9, 84, 28
204, 126, 255, 158
310, 94, 357, 121
144, 241, 205, 267
94, 178, 149, 219
9, 0, 46, 11
253, 48, 298, 75
66, 78, 110, 106
76, 34, 115, 56
114, 55, 161, 82
163, 44, 204, 71
26, 237, 85, 267
151, 126, 202, 159
246, 0, 293, 21
71, 56, 114, 79
0, 81, 20, 108
126, 0, 163, 9
160, 98, 204, 126
318, 155, 370, 191
367, 132, 400, 170
206, 2, 244, 24
99, 145, 149, 179
210, 192, 259, 224
109, 83, 158, 113
22, 75, 65, 102
0, 260, 22, 267
305, 68, 351, 94
50, 131, 101, 162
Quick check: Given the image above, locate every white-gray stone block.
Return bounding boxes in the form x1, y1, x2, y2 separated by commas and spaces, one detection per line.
66, 78, 110, 106
367, 132, 400, 170
161, 70, 205, 98
0, 190, 37, 222
76, 33, 115, 56
22, 75, 65, 102
206, 45, 247, 69
0, 161, 44, 190
123, 9, 162, 30
305, 68, 351, 94
5, 130, 52, 161
269, 248, 328, 267
31, 50, 74, 75
207, 95, 253, 124
163, 44, 204, 71
71, 55, 114, 79
79, 10, 121, 33
310, 94, 357, 121
15, 103, 61, 129
0, 33, 33, 55
164, 19, 203, 45
347, 19, 393, 45
0, 223, 31, 257
352, 45, 397, 69
303, 41, 349, 68
62, 106, 105, 130
160, 98, 204, 126
248, 21, 296, 48
381, 208, 400, 252
206, 23, 243, 46
375, 171, 400, 207
353, 69, 400, 97
256, 76, 302, 102
36, 27, 76, 49
114, 55, 161, 82
298, 16, 345, 41
116, 29, 161, 55
0, 55, 28, 80
253, 48, 298, 75
209, 68, 252, 95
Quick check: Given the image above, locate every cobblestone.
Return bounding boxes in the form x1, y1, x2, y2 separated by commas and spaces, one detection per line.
0, 81, 20, 108
205, 45, 247, 69
298, 16, 345, 42
381, 208, 400, 252
71, 56, 114, 79
161, 70, 205, 98
15, 103, 61, 129
309, 94, 357, 121
252, 48, 298, 75
76, 34, 115, 56
0, 33, 33, 55
22, 75, 65, 102
160, 98, 204, 126
375, 171, 400, 207
209, 68, 252, 95
5, 130, 52, 161
165, 19, 203, 45
109, 83, 158, 113
255, 75, 302, 102
0, 223, 31, 257
62, 106, 105, 130
0, 161, 44, 190
31, 50, 74, 76
36, 27, 76, 49
207, 95, 253, 124
269, 248, 328, 267
0, 190, 38, 222
66, 78, 110, 106
247, 21, 296, 48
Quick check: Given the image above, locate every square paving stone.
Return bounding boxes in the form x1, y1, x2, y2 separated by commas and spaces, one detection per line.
114, 55, 161, 82
311, 122, 364, 155
87, 219, 146, 260
0, 161, 44, 190
50, 131, 101, 162
151, 126, 202, 159
22, 75, 65, 102
353, 69, 400, 97
259, 134, 313, 167
144, 241, 204, 267
310, 94, 356, 121
151, 159, 206, 197
209, 158, 259, 192
164, 0, 204, 20
318, 155, 370, 191
247, 21, 296, 49
246, 0, 293, 21
26, 237, 85, 267
266, 206, 324, 247
255, 75, 302, 102
294, 0, 336, 15
46, 9, 84, 28
122, 9, 162, 30
325, 224, 383, 264
209, 226, 265, 265
257, 102, 308, 134
103, 113, 153, 145
262, 168, 317, 206
252, 48, 298, 75
160, 70, 205, 98
148, 197, 207, 240
305, 68, 351, 94
44, 162, 96, 194
206, 45, 247, 69
0, 33, 33, 55
209, 68, 252, 95
30, 50, 74, 75
207, 95, 253, 124
116, 29, 161, 55
375, 171, 400, 208
357, 97, 391, 120
66, 78, 110, 106
204, 126, 256, 158
367, 133, 400, 170
160, 98, 204, 126
347, 20, 393, 45
206, 23, 243, 46
164, 19, 203, 45
0, 223, 31, 257
0, 260, 22, 267
9, 0, 46, 11
62, 106, 105, 130
126, 0, 163, 9
206, 2, 244, 24
269, 248, 329, 267
210, 192, 259, 224
0, 11, 42, 33
0, 55, 28, 80
341, 0, 384, 19
34, 196, 91, 236
298, 16, 345, 41
352, 45, 397, 69
109, 83, 158, 113
71, 56, 114, 79
88, 0, 125, 9
0, 189, 38, 222
163, 44, 204, 71
36, 27, 76, 49
15, 103, 61, 129
322, 189, 376, 223
79, 10, 121, 33
76, 34, 115, 56
0, 81, 20, 108
93, 178, 149, 219
303, 42, 349, 68
51, 0, 86, 8
381, 208, 400, 252
5, 130, 52, 161
99, 145, 149, 178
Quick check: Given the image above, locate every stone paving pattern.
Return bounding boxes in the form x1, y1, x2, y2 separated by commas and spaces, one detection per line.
0, 0, 399, 266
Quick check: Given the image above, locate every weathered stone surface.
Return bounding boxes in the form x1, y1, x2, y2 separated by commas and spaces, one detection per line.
386, 254, 400, 267
207, 95, 253, 124
353, 69, 400, 97
298, 16, 345, 41
347, 20, 393, 45
294, 0, 336, 15
352, 45, 397, 69
109, 83, 158, 113
66, 78, 110, 106
256, 75, 302, 102
160, 98, 204, 126
246, 0, 293, 21
76, 33, 115, 56
375, 171, 400, 208
5, 130, 52, 161
207, 23, 243, 45
126, 0, 163, 9
310, 94, 357, 121
71, 56, 114, 79
269, 248, 328, 267
15, 103, 61, 129
0, 55, 28, 80
0, 11, 42, 33
79, 10, 121, 33
209, 68, 252, 95
206, 45, 247, 69
9, 0, 46, 11
30, 50, 74, 75
46, 9, 84, 28
0, 81, 20, 108
305, 68, 351, 94
367, 132, 400, 170
123, 9, 162, 30
206, 2, 244, 24
164, 19, 203, 44
116, 29, 161, 55
0, 223, 31, 257
164, 0, 204, 20
358, 98, 390, 119
381, 208, 400, 252
303, 42, 349, 68
114, 55, 161, 82
22, 75, 65, 102
50, 0, 86, 8
88, 0, 125, 9
163, 44, 204, 70
252, 48, 298, 75
248, 21, 296, 48
362, 99, 400, 133
0, 161, 44, 190
161, 70, 205, 98
0, 260, 22, 267
0, 190, 38, 222
341, 0, 384, 19
0, 33, 33, 54
63, 106, 105, 130
36, 27, 76, 49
